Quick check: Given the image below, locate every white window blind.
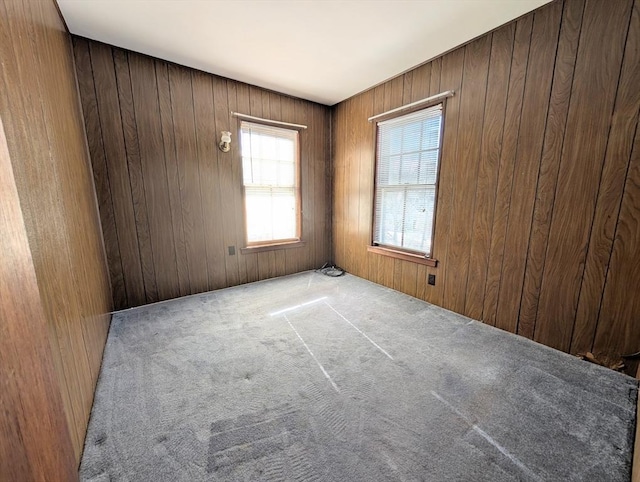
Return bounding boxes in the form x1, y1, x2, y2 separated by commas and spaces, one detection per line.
373, 104, 443, 257
241, 121, 299, 244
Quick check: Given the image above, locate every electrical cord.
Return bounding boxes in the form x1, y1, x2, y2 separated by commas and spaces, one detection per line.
316, 262, 346, 277
621, 350, 640, 359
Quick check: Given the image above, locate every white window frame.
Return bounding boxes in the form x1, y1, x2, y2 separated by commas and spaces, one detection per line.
240, 121, 302, 248
372, 103, 444, 261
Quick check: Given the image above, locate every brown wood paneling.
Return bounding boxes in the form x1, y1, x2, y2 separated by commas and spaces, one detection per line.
156, 60, 191, 297
496, 1, 563, 333
89, 41, 146, 307
0, 116, 77, 482
441, 35, 491, 314
333, 100, 347, 271
114, 49, 159, 304
192, 71, 224, 290
572, 0, 640, 354
0, 0, 112, 464
593, 95, 640, 358
483, 14, 533, 327
332, 0, 640, 365
534, 0, 633, 351
464, 22, 515, 320
518, 0, 585, 339
218, 81, 241, 284
73, 38, 126, 310
428, 47, 465, 306
129, 53, 180, 301
75, 40, 332, 308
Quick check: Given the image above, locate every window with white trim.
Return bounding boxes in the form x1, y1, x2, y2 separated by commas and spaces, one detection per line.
240, 121, 300, 246
373, 104, 443, 258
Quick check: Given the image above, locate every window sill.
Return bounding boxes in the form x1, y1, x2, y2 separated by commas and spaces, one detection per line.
367, 245, 438, 267
240, 240, 306, 254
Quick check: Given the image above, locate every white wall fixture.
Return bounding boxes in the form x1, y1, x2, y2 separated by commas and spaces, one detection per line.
219, 131, 231, 153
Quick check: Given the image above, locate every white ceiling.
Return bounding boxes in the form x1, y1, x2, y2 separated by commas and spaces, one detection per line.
58, 0, 551, 106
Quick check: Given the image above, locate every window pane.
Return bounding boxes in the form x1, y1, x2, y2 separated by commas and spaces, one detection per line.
378, 188, 405, 246
241, 121, 299, 244
245, 187, 296, 243
403, 187, 435, 253
419, 149, 439, 185
373, 104, 442, 256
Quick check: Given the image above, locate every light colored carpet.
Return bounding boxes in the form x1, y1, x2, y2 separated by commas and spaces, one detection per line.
80, 271, 638, 481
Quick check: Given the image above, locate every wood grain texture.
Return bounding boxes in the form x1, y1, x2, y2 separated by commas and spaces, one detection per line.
483, 14, 533, 327
572, 0, 640, 354
534, 0, 633, 351
75, 40, 331, 308
332, 0, 640, 364
496, 1, 563, 334
593, 93, 640, 358
441, 35, 491, 314
518, 0, 585, 339
0, 0, 112, 465
89, 41, 145, 307
464, 23, 515, 320
0, 115, 77, 482
114, 48, 159, 304
424, 48, 464, 306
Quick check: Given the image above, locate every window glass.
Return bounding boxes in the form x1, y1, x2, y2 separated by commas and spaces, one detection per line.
373, 104, 443, 256
241, 122, 299, 244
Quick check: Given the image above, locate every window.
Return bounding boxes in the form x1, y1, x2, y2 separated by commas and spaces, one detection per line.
240, 121, 301, 247
372, 104, 443, 259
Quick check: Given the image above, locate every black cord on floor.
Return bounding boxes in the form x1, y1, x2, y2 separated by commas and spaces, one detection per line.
621, 350, 640, 359
316, 262, 346, 277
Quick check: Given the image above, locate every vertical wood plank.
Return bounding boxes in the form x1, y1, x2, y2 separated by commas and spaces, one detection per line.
482, 15, 533, 326
129, 53, 179, 301
464, 23, 515, 320
593, 110, 640, 357
535, 0, 633, 351
331, 101, 343, 269
191, 71, 220, 290
216, 83, 239, 286
168, 65, 208, 294
429, 48, 465, 305
89, 42, 146, 307
358, 90, 375, 281
442, 35, 491, 314
74, 39, 126, 309
156, 60, 190, 297
0, 113, 77, 482
518, 0, 585, 339
345, 97, 359, 276
495, 1, 563, 333
2, 0, 112, 462
114, 49, 158, 302
572, 0, 640, 354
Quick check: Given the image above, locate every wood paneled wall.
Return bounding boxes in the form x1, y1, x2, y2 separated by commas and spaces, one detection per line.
0, 0, 112, 465
0, 116, 77, 481
333, 0, 640, 363
73, 39, 332, 310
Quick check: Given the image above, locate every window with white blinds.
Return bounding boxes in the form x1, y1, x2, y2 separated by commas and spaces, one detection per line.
241, 121, 300, 245
373, 104, 443, 257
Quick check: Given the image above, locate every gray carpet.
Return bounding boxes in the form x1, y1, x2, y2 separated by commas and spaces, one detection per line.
80, 271, 638, 481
